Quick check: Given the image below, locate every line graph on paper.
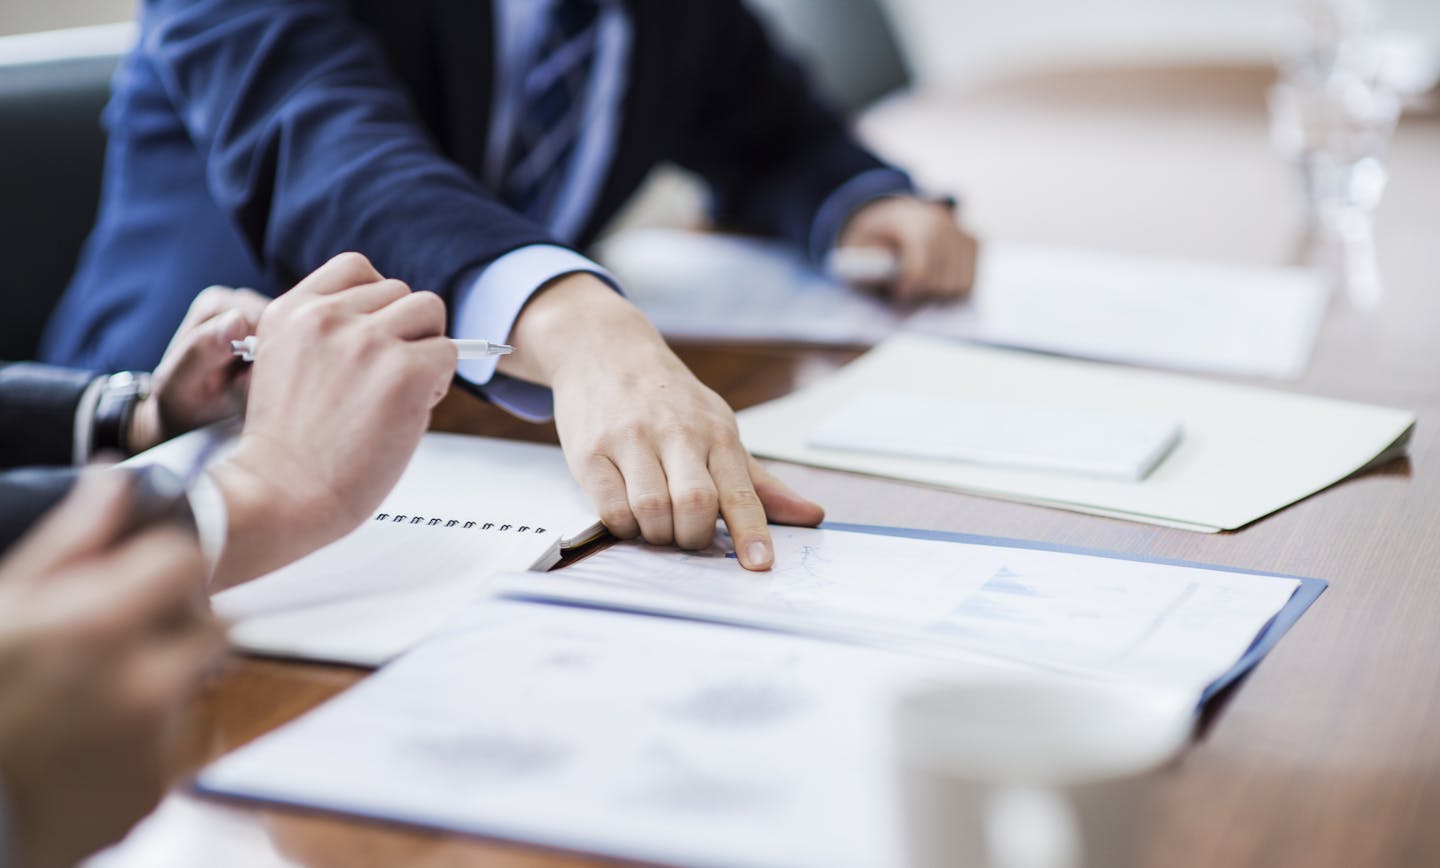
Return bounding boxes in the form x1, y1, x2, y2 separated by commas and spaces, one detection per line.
512, 524, 1301, 690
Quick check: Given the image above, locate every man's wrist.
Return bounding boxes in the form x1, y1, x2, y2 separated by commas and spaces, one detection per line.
206, 442, 345, 589
504, 272, 661, 386
127, 395, 164, 457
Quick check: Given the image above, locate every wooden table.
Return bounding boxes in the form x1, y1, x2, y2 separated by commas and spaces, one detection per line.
98, 67, 1440, 867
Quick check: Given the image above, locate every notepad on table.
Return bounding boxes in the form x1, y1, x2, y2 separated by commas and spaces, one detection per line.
209, 432, 600, 666
809, 395, 1182, 480
134, 428, 602, 667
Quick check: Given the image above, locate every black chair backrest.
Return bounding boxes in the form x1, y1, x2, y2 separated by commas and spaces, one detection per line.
0, 53, 117, 360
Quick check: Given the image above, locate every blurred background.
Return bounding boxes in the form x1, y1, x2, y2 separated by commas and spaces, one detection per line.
3, 0, 1438, 361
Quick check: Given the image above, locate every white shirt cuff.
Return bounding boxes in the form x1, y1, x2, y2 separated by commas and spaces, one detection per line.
807, 167, 915, 263
72, 374, 106, 466
185, 471, 229, 574
452, 244, 619, 422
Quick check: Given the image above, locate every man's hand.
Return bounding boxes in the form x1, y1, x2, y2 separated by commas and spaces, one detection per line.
837, 196, 979, 304
0, 470, 223, 868
206, 253, 457, 588
129, 285, 272, 454
500, 274, 824, 571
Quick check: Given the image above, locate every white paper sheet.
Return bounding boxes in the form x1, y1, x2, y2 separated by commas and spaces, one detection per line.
737, 335, 1415, 531
597, 229, 1329, 379
809, 394, 1182, 480
497, 526, 1300, 701
200, 601, 997, 868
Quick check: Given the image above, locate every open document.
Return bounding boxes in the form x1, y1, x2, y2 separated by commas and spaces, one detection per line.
598, 229, 1329, 379
198, 601, 1047, 868
737, 334, 1414, 532
496, 524, 1322, 704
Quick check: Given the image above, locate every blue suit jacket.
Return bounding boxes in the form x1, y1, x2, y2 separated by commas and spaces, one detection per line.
42, 0, 901, 371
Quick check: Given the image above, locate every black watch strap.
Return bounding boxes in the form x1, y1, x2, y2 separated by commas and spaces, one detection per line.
92, 371, 152, 456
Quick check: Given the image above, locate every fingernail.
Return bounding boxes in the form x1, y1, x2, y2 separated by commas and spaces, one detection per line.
745, 540, 772, 569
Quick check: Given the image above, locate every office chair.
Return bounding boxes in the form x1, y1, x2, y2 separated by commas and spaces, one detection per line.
0, 26, 125, 360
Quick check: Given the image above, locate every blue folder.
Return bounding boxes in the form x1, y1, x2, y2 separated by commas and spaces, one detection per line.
824, 521, 1327, 707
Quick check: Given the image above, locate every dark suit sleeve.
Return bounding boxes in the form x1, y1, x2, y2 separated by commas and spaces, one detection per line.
0, 467, 80, 555
670, 0, 914, 261
139, 0, 560, 299
0, 363, 98, 470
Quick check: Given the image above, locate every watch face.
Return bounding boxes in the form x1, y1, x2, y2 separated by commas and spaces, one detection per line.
109, 371, 153, 398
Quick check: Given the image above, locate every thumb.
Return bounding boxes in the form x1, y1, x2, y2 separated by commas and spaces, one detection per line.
749, 457, 825, 527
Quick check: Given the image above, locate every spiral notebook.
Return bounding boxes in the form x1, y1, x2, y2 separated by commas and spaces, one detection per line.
201, 432, 603, 667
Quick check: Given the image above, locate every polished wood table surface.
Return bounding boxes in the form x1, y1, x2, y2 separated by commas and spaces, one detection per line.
100, 67, 1439, 867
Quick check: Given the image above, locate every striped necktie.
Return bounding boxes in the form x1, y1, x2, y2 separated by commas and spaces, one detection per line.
502, 0, 602, 225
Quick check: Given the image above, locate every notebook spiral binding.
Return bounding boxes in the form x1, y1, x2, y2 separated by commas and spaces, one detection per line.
372, 512, 547, 535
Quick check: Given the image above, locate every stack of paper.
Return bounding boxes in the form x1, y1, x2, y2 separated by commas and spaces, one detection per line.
598, 229, 1329, 379
198, 523, 1322, 867
737, 334, 1414, 531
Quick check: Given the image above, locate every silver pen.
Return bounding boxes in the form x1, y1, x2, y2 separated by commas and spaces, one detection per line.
230, 335, 513, 362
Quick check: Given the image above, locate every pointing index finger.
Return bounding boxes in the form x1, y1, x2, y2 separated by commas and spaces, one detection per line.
707, 443, 773, 571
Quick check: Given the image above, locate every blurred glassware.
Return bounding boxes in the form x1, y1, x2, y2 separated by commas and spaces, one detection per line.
1270, 0, 1403, 309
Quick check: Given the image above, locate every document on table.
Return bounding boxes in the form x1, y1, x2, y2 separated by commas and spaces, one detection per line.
597, 229, 1328, 379
198, 600, 1023, 868
204, 432, 602, 666
496, 524, 1310, 703
737, 334, 1415, 532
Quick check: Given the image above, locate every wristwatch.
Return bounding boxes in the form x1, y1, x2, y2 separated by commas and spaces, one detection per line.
92, 371, 153, 456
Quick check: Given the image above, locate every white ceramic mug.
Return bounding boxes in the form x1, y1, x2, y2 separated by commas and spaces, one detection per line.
894, 676, 1193, 868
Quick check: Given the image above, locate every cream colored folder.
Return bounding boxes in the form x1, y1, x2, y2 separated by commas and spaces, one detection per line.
737, 335, 1414, 532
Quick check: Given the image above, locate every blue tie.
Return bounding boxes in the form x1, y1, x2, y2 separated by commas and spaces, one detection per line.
503, 0, 601, 224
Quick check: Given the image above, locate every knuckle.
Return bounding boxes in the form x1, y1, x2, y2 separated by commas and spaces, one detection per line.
711, 426, 743, 452
413, 290, 447, 326
328, 250, 375, 280
640, 526, 675, 546
630, 491, 672, 519
721, 486, 764, 512
378, 277, 412, 299
658, 421, 698, 444
190, 285, 233, 315
674, 486, 719, 515
600, 504, 639, 537
609, 421, 649, 449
